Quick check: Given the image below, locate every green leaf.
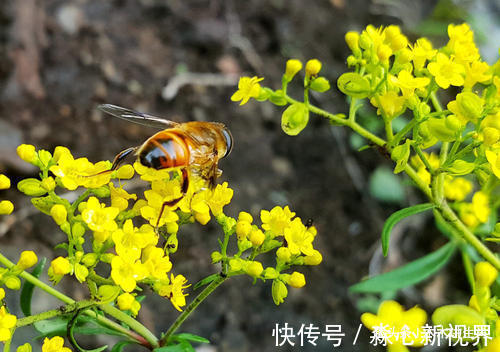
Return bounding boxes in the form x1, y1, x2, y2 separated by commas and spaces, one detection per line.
382, 203, 435, 256
154, 341, 195, 352
193, 274, 219, 291
111, 341, 136, 352
171, 333, 209, 344
350, 242, 457, 293
20, 257, 46, 317
34, 316, 69, 336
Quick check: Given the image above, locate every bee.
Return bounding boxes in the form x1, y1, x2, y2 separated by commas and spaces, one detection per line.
98, 104, 233, 221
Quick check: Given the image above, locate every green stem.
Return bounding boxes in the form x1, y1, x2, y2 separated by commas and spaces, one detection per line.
348, 97, 358, 123
440, 203, 500, 270
0, 253, 157, 348
412, 143, 435, 175
3, 338, 10, 352
161, 275, 226, 345
99, 304, 159, 348
390, 118, 418, 147
16, 300, 95, 328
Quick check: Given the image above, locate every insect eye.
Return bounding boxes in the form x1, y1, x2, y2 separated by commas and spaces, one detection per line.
222, 128, 233, 157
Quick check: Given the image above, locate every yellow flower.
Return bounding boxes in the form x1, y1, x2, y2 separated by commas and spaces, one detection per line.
17, 251, 38, 270
0, 175, 10, 190
390, 70, 430, 98
464, 61, 491, 89
427, 53, 465, 89
112, 220, 158, 261
49, 152, 111, 190
284, 218, 315, 256
236, 220, 252, 241
117, 292, 135, 310
0, 201, 14, 215
81, 197, 119, 233
443, 177, 473, 201
109, 183, 137, 211
410, 38, 436, 70
370, 91, 406, 120
261, 205, 295, 237
0, 306, 16, 341
361, 300, 427, 350
249, 228, 265, 246
42, 336, 72, 352
206, 182, 233, 216
288, 271, 306, 288
110, 255, 147, 292
472, 191, 490, 223
142, 246, 172, 280
231, 76, 263, 105
158, 274, 190, 311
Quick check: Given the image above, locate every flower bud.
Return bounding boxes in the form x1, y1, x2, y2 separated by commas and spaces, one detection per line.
288, 271, 306, 288
346, 55, 357, 67
17, 144, 37, 164
50, 256, 71, 275
304, 250, 323, 265
310, 77, 331, 93
17, 251, 38, 270
395, 48, 413, 64
263, 267, 279, 279
284, 59, 303, 82
117, 293, 135, 311
72, 222, 86, 238
358, 32, 372, 50
249, 228, 265, 246
229, 258, 243, 272
92, 186, 110, 198
483, 127, 500, 146
0, 288, 5, 300
81, 253, 97, 267
276, 247, 292, 262
16, 343, 32, 352
236, 220, 252, 240
211, 251, 223, 263
41, 177, 56, 192
245, 261, 264, 277
445, 115, 462, 132
456, 92, 484, 122
116, 164, 135, 179
390, 34, 408, 52
37, 150, 52, 167
0, 175, 10, 190
475, 261, 498, 287
17, 178, 47, 196
50, 204, 67, 226
0, 201, 14, 215
5, 275, 21, 290
238, 211, 253, 223
305, 59, 322, 77
166, 221, 179, 235
272, 279, 288, 305
74, 263, 88, 283
98, 285, 120, 303
345, 31, 359, 51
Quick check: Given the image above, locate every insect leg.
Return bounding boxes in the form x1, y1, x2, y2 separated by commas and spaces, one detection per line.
110, 147, 137, 172
155, 168, 189, 228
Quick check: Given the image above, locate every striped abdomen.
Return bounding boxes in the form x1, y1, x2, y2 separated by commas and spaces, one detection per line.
138, 130, 190, 170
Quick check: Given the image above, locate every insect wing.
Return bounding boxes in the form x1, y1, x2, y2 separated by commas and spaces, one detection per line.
98, 104, 178, 129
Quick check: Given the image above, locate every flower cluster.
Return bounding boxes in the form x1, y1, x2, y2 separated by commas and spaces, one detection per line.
13, 142, 321, 325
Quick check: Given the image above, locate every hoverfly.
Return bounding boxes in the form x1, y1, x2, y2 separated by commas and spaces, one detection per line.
98, 104, 233, 223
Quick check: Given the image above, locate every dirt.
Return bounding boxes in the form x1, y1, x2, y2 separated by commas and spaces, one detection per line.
0, 1, 472, 351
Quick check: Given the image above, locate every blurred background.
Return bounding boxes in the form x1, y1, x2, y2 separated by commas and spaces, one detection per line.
1, 0, 500, 351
